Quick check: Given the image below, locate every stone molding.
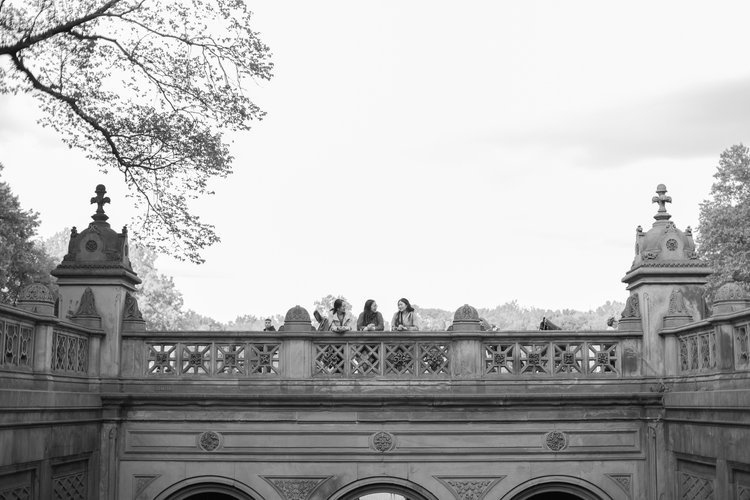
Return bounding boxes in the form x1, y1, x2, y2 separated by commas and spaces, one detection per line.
605, 473, 632, 499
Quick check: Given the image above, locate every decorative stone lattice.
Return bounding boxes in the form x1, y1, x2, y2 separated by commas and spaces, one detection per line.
2, 322, 33, 368
678, 471, 714, 500
52, 470, 86, 500
350, 343, 380, 376
0, 485, 32, 500
51, 330, 88, 374
678, 331, 716, 373
544, 431, 567, 451
313, 342, 450, 377
484, 341, 620, 376
434, 477, 505, 500
735, 326, 749, 370
606, 474, 633, 498
198, 431, 221, 451
738, 484, 750, 500
146, 342, 280, 376
371, 431, 395, 452
385, 344, 414, 375
19, 283, 54, 303
420, 344, 450, 374
262, 477, 330, 500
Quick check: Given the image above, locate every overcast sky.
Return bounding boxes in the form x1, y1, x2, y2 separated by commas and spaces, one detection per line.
0, 1, 745, 322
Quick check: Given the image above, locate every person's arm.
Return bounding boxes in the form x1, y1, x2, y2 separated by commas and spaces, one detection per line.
391, 312, 399, 331
374, 312, 385, 331
356, 312, 365, 331
408, 312, 421, 331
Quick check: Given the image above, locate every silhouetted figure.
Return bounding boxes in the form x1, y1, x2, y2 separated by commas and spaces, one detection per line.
539, 317, 562, 330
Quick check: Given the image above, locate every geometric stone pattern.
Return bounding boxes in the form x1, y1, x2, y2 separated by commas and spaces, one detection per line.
740, 485, 750, 500
735, 325, 750, 370
678, 331, 716, 373
52, 470, 86, 500
678, 471, 714, 500
261, 477, 330, 500
0, 486, 31, 500
314, 342, 450, 376
51, 330, 89, 374
1, 321, 33, 369
146, 342, 280, 376
606, 473, 633, 498
434, 476, 505, 500
484, 341, 619, 376
133, 475, 160, 499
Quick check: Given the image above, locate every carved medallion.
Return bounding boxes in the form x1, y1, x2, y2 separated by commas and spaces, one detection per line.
666, 238, 678, 251
198, 431, 222, 451
85, 239, 98, 252
544, 430, 567, 451
370, 431, 395, 452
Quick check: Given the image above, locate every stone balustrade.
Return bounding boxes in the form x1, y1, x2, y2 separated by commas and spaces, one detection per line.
0, 303, 103, 377
120, 330, 643, 379
661, 307, 750, 376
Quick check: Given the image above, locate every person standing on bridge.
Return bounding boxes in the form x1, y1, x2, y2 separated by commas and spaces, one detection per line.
329, 298, 356, 333
357, 299, 385, 331
391, 298, 420, 331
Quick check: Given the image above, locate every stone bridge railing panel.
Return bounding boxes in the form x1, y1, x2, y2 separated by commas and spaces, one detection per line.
123, 332, 641, 379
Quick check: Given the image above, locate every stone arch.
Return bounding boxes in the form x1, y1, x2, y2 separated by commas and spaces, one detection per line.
153, 475, 262, 500
501, 476, 614, 500
328, 477, 439, 500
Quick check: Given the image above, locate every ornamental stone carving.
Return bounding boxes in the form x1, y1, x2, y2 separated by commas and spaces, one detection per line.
123, 292, 144, 320
370, 431, 395, 452
285, 305, 311, 322
544, 430, 567, 451
606, 473, 633, 498
713, 280, 750, 314
17, 282, 55, 315
262, 477, 330, 500
621, 294, 640, 319
198, 431, 222, 451
454, 304, 479, 321
435, 476, 505, 500
451, 304, 482, 331
282, 305, 314, 332
668, 289, 688, 315
74, 287, 99, 317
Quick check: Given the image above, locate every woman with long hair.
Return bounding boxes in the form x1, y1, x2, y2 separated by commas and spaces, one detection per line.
329, 298, 356, 333
391, 298, 420, 331
357, 299, 384, 331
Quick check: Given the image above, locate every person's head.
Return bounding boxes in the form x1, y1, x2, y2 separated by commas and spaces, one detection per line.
332, 298, 344, 313
364, 299, 377, 313
264, 318, 272, 327
397, 298, 414, 312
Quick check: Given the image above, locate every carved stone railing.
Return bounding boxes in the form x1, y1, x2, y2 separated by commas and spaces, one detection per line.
0, 303, 101, 377
121, 331, 641, 379
661, 307, 750, 376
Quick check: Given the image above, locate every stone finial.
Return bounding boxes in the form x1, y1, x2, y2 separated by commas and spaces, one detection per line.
663, 288, 693, 329
713, 278, 750, 314
90, 184, 111, 222
281, 305, 314, 332
70, 287, 102, 329
652, 184, 672, 221
450, 304, 482, 331
17, 282, 55, 315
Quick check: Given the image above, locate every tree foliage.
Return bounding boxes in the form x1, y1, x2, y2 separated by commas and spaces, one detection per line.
698, 144, 750, 293
0, 164, 57, 303
0, 0, 273, 263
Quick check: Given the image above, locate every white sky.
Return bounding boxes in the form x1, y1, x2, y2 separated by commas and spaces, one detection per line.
1, 1, 746, 322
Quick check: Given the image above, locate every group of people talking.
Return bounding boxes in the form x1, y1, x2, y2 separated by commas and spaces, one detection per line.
318, 298, 420, 332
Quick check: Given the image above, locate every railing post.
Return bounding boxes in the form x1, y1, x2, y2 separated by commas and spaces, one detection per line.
282, 335, 312, 378
452, 335, 482, 378
32, 323, 54, 374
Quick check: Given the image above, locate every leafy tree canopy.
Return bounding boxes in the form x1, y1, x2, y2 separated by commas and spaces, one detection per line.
0, 163, 57, 303
698, 144, 750, 293
0, 0, 273, 263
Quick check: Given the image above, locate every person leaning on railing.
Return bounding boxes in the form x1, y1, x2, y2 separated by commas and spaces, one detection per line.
329, 299, 356, 333
391, 297, 420, 331
357, 299, 385, 331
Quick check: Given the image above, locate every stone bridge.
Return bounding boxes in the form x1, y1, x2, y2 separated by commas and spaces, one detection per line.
0, 185, 749, 500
